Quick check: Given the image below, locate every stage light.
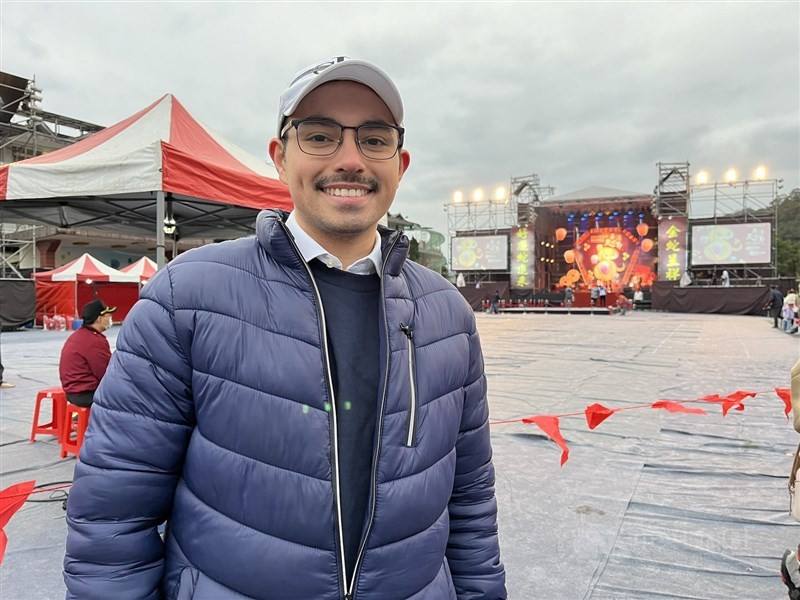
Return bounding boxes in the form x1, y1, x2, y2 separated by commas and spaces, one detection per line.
453, 190, 463, 204
753, 165, 767, 180
85, 279, 93, 285
724, 168, 737, 183
494, 186, 507, 201
472, 188, 484, 202
695, 171, 709, 185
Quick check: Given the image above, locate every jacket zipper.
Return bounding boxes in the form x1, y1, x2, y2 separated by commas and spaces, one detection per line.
279, 221, 349, 599
347, 232, 402, 600
399, 322, 417, 447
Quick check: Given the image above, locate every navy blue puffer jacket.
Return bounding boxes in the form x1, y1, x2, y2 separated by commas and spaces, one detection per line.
64, 210, 506, 599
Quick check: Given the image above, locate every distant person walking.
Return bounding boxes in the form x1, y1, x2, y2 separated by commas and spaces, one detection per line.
564, 286, 574, 308
0, 329, 12, 388
767, 286, 784, 329
590, 285, 599, 306
721, 270, 730, 287
598, 283, 607, 307
633, 288, 644, 309
490, 290, 501, 314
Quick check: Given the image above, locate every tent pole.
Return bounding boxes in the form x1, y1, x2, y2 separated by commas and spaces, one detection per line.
156, 191, 166, 269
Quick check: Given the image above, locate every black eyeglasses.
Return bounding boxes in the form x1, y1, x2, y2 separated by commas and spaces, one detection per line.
281, 118, 404, 160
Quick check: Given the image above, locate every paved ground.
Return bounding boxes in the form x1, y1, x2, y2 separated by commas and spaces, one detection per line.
0, 311, 798, 599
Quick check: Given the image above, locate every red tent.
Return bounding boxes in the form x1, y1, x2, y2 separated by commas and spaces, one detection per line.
0, 94, 292, 266
34, 253, 140, 324
120, 257, 158, 282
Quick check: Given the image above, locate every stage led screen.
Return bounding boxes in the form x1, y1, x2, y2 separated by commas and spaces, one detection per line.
451, 235, 508, 271
690, 223, 771, 265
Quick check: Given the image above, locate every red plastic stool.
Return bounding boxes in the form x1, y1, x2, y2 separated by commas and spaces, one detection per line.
60, 403, 91, 458
30, 387, 67, 442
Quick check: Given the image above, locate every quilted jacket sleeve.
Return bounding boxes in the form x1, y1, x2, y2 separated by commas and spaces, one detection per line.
446, 320, 507, 599
63, 266, 194, 600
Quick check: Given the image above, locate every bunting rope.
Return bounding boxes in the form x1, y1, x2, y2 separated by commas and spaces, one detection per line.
490, 388, 791, 466
0, 388, 792, 562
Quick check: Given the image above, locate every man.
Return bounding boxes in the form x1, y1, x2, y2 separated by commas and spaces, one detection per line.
58, 299, 114, 407
490, 289, 501, 314
64, 57, 506, 600
564, 286, 574, 308
0, 329, 14, 389
768, 285, 785, 328
590, 284, 599, 306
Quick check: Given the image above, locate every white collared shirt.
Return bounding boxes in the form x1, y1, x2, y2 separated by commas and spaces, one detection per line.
285, 211, 383, 277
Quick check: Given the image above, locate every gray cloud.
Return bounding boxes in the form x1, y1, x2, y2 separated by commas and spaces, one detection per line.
2, 2, 797, 237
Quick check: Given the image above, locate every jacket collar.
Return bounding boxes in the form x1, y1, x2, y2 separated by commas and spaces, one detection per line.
256, 209, 409, 277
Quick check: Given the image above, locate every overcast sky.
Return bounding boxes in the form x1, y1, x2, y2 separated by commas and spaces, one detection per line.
2, 2, 798, 236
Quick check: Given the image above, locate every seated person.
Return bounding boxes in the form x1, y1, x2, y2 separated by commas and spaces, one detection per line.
59, 299, 115, 407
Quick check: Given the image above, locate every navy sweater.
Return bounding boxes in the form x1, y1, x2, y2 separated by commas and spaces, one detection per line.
310, 259, 381, 583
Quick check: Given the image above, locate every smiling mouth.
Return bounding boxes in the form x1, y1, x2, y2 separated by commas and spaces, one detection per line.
321, 187, 372, 198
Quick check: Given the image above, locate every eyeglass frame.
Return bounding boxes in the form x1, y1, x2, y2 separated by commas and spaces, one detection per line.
280, 117, 405, 160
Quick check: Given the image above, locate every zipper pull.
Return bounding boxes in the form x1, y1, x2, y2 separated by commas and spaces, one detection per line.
399, 322, 414, 339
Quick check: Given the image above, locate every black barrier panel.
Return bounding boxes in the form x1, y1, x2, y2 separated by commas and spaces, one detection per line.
0, 279, 35, 327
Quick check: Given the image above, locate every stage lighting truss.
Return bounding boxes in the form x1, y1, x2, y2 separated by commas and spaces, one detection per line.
443, 173, 554, 234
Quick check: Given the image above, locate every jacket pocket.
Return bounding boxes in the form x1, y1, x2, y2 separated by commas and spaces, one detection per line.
173, 567, 199, 600
400, 322, 418, 447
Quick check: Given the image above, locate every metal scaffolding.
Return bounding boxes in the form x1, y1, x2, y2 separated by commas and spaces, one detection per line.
688, 178, 780, 281
443, 172, 554, 234
654, 162, 690, 218
0, 223, 37, 279
0, 72, 102, 163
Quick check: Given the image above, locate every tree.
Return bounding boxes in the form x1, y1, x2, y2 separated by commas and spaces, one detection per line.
777, 188, 800, 277
408, 238, 420, 263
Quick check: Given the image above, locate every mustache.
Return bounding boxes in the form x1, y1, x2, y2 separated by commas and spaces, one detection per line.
315, 173, 379, 192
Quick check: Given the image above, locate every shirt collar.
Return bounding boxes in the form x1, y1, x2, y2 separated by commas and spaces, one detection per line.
285, 211, 383, 277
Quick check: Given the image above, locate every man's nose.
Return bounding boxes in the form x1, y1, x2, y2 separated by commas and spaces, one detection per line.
334, 130, 366, 172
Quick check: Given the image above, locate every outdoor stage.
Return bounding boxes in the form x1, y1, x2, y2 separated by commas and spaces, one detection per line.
1, 312, 796, 599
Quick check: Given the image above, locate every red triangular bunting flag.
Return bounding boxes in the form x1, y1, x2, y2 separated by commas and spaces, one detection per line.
651, 400, 707, 415
522, 415, 570, 466
584, 403, 616, 430
700, 394, 744, 416
776, 388, 792, 417
725, 390, 757, 403
721, 399, 746, 417
700, 394, 723, 403
0, 480, 36, 565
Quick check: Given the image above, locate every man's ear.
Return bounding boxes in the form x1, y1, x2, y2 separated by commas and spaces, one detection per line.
268, 138, 289, 185
398, 149, 411, 180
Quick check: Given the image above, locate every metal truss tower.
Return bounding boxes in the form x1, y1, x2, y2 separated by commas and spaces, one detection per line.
654, 162, 690, 218
443, 172, 554, 234
688, 178, 780, 280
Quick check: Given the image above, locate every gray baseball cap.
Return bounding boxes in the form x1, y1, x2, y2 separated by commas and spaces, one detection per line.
277, 56, 404, 137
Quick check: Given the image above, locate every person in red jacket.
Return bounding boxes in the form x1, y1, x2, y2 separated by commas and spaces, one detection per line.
59, 299, 115, 407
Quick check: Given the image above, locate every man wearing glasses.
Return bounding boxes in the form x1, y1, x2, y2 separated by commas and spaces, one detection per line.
64, 57, 506, 600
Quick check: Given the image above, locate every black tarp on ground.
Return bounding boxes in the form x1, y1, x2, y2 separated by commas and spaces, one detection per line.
652, 283, 771, 315
0, 279, 35, 327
